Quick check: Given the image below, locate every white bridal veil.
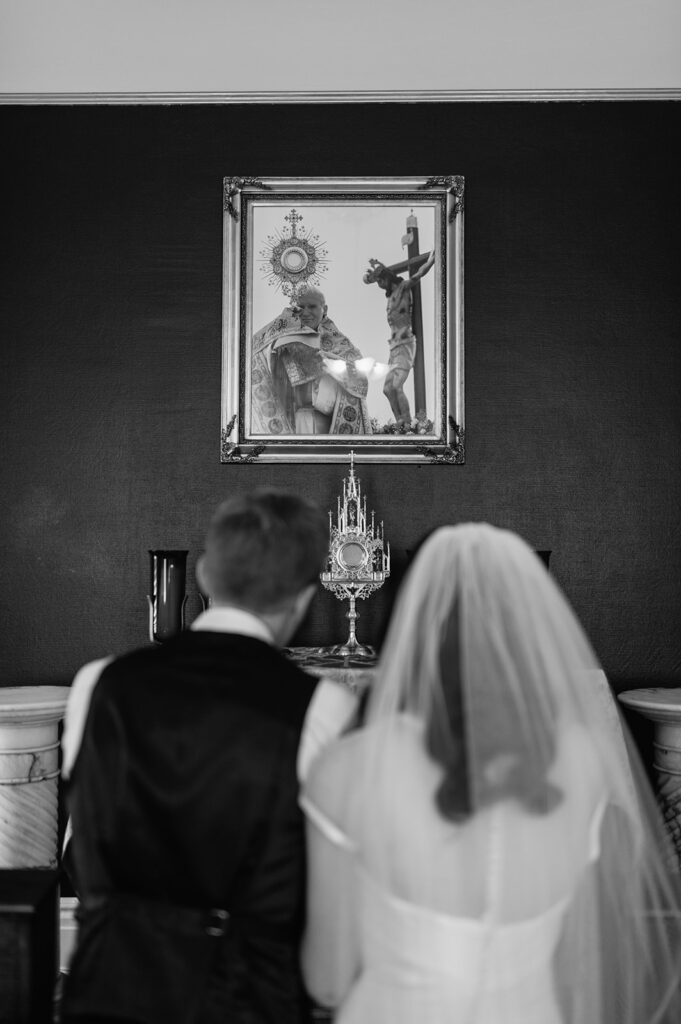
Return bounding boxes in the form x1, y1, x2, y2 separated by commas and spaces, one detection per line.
304, 523, 681, 1024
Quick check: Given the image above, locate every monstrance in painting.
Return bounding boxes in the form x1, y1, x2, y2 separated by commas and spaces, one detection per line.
258, 206, 329, 301
320, 453, 390, 657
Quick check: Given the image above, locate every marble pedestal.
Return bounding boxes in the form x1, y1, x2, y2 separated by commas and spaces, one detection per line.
618, 687, 681, 868
0, 686, 70, 868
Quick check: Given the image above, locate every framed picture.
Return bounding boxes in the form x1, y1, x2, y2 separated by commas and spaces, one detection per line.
221, 176, 464, 463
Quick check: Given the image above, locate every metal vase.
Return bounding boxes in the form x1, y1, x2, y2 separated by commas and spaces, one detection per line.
148, 549, 188, 644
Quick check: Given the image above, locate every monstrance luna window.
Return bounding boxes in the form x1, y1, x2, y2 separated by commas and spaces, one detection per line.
221, 176, 464, 464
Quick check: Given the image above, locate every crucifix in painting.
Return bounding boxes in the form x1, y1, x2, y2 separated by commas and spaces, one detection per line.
362, 211, 435, 427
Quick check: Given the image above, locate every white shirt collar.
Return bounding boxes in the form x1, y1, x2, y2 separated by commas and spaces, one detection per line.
190, 606, 274, 645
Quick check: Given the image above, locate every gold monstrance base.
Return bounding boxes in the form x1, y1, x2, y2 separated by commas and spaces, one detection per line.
319, 452, 390, 659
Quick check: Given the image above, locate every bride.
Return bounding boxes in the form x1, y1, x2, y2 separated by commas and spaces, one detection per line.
300, 524, 681, 1023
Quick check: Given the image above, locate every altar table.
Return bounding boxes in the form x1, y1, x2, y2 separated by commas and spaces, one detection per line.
286, 646, 377, 694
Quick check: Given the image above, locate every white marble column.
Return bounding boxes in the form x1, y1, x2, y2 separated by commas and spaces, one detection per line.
0, 686, 70, 868
618, 687, 681, 868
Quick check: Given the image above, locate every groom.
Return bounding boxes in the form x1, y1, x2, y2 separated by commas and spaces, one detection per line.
60, 488, 357, 1024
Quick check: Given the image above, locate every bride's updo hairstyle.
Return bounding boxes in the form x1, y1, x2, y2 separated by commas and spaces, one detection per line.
370, 524, 600, 823
423, 604, 472, 822
425, 597, 562, 823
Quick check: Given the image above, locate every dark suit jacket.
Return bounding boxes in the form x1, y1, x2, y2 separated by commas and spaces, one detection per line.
61, 630, 319, 1024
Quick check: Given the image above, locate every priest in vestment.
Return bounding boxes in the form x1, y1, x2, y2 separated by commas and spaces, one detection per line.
251, 288, 372, 436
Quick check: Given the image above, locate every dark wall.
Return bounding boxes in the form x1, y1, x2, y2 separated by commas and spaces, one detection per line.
1, 102, 680, 692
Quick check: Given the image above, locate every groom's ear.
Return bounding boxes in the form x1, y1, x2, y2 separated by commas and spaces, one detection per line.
195, 553, 209, 597
275, 582, 318, 647
293, 583, 317, 624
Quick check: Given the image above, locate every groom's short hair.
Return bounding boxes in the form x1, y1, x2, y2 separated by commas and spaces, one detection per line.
202, 488, 328, 612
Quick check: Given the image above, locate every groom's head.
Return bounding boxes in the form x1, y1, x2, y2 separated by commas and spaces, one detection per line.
197, 488, 329, 621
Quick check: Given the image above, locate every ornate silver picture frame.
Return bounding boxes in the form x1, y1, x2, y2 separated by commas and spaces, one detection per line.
221, 176, 464, 464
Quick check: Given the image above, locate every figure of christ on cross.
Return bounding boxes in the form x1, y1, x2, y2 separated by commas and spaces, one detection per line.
363, 217, 435, 428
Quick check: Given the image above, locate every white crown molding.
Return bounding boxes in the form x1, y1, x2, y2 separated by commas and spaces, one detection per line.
1, 89, 680, 105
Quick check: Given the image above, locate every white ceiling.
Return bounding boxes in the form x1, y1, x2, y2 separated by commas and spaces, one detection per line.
1, 0, 680, 96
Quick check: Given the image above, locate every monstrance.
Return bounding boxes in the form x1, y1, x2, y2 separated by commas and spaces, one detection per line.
320, 453, 390, 657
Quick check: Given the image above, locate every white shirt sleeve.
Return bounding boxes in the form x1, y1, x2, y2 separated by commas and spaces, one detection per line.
297, 678, 359, 783
61, 656, 113, 780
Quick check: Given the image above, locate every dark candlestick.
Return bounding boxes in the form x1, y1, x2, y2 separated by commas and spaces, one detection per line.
148, 550, 188, 644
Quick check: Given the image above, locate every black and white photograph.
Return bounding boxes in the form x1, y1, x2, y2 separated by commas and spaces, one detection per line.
1, 3, 680, 1023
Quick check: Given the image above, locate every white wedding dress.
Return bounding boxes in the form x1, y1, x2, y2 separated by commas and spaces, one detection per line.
337, 863, 569, 1024
301, 717, 605, 1024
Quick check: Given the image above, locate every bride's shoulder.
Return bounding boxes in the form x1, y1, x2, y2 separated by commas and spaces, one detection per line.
304, 728, 365, 808
551, 719, 608, 799
556, 719, 601, 764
